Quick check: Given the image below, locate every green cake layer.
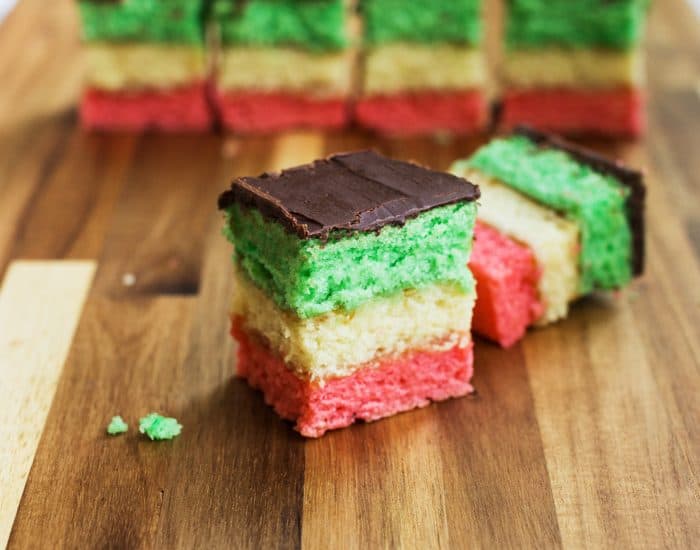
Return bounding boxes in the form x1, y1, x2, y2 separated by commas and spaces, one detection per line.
78, 0, 206, 44
505, 0, 650, 49
361, 0, 482, 46
224, 202, 477, 319
465, 136, 633, 293
211, 0, 347, 51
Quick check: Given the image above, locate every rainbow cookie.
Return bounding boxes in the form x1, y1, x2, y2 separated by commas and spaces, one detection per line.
356, 0, 487, 136
219, 151, 480, 437
500, 0, 650, 137
469, 221, 543, 348
452, 127, 645, 347
77, 0, 211, 132
211, 0, 352, 133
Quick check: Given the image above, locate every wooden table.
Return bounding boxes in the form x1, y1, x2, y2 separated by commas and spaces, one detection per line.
1, 1, 699, 548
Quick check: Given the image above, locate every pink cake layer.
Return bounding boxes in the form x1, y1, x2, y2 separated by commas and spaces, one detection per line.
214, 91, 350, 133
232, 318, 474, 438
500, 88, 645, 137
469, 222, 544, 348
81, 83, 212, 132
355, 91, 487, 136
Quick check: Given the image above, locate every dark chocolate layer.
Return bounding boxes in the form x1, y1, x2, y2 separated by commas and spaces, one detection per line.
515, 125, 646, 276
218, 150, 480, 239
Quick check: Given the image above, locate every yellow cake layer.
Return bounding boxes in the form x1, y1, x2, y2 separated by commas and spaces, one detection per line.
363, 44, 485, 95
217, 47, 353, 97
502, 48, 643, 89
459, 168, 581, 324
84, 44, 206, 91
232, 268, 475, 381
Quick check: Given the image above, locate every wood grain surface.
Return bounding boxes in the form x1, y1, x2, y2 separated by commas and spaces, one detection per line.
1, 0, 699, 548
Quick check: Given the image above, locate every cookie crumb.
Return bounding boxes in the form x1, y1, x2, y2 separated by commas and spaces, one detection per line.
107, 415, 128, 435
139, 412, 182, 441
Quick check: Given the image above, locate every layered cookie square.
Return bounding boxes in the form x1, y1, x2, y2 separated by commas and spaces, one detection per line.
356, 0, 487, 136
500, 0, 651, 137
219, 151, 480, 437
211, 0, 353, 133
452, 127, 645, 347
77, 0, 212, 132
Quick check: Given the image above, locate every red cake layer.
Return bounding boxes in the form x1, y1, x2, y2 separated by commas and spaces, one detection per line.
469, 222, 543, 348
355, 91, 487, 136
232, 319, 474, 438
500, 88, 645, 137
81, 83, 212, 132
214, 91, 350, 133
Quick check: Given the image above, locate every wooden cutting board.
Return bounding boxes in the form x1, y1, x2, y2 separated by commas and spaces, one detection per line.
1, 0, 699, 548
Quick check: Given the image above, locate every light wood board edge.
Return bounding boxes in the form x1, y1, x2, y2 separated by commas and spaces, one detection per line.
0, 260, 96, 548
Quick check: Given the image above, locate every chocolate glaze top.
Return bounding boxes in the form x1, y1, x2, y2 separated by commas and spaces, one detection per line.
218, 150, 480, 239
515, 125, 646, 276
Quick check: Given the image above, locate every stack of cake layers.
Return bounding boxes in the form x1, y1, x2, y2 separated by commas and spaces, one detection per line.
452, 127, 645, 347
219, 151, 480, 437
78, 0, 211, 132
500, 0, 650, 137
356, 0, 487, 136
211, 0, 353, 133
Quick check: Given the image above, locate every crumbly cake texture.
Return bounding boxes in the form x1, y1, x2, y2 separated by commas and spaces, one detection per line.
502, 49, 643, 90
215, 92, 349, 133
83, 44, 207, 92
466, 134, 635, 293
220, 151, 479, 436
106, 416, 128, 435
470, 222, 543, 348
211, 0, 347, 51
505, 0, 651, 49
232, 267, 475, 380
233, 321, 474, 438
139, 413, 182, 441
220, 151, 478, 318
501, 88, 645, 137
225, 201, 475, 317
363, 44, 485, 95
81, 84, 212, 132
217, 48, 353, 97
78, 0, 206, 44
355, 91, 487, 137
361, 0, 482, 46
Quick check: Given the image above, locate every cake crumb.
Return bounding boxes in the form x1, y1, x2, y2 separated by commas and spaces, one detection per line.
222, 138, 241, 159
107, 415, 128, 435
122, 273, 136, 287
139, 412, 182, 441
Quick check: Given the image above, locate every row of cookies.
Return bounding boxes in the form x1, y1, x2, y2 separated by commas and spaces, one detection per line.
78, 0, 650, 136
